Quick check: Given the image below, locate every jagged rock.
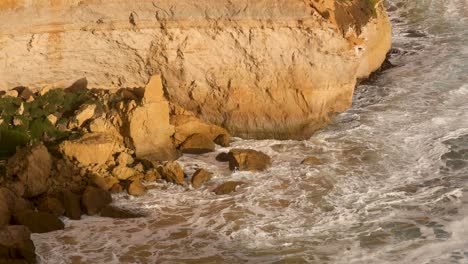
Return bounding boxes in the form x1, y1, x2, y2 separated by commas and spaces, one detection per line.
144, 170, 160, 182
100, 205, 144, 219
159, 161, 185, 185
47, 114, 58, 126
213, 181, 246, 195
12, 117, 23, 126
59, 133, 124, 166
180, 133, 216, 154
116, 152, 134, 166
228, 149, 272, 172
191, 169, 213, 189
73, 104, 96, 127
128, 75, 178, 161
7, 144, 52, 198
127, 179, 146, 196
13, 210, 64, 234
301, 156, 325, 166
17, 103, 24, 115
0, 225, 36, 263
89, 116, 118, 135
15, 87, 33, 101
109, 183, 124, 194
4, 90, 18, 98
89, 174, 119, 191
215, 152, 230, 162
81, 186, 112, 215
37, 196, 65, 217
171, 112, 231, 147
112, 165, 137, 180
62, 190, 82, 220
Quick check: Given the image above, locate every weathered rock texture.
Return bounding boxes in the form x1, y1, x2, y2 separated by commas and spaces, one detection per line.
0, 0, 391, 139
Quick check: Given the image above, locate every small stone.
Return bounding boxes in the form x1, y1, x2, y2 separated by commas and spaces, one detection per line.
301, 156, 325, 166
127, 179, 147, 196
47, 114, 58, 125
144, 170, 160, 182
159, 161, 185, 185
112, 165, 137, 180
12, 117, 23, 126
191, 169, 213, 189
116, 152, 134, 166
213, 181, 246, 195
81, 186, 112, 215
100, 205, 144, 219
215, 152, 230, 162
17, 103, 24, 115
228, 149, 272, 172
5, 90, 19, 98
180, 133, 216, 154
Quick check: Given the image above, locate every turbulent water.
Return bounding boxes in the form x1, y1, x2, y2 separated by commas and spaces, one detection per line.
32, 0, 468, 263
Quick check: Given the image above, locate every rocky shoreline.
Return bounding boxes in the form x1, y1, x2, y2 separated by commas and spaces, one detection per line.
0, 76, 283, 263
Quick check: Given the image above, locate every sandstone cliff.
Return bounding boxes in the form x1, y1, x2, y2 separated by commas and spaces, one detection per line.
0, 0, 391, 139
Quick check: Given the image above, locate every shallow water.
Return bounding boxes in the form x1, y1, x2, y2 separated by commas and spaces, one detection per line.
32, 0, 468, 263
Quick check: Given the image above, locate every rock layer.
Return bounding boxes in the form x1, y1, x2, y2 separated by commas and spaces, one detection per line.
0, 0, 391, 139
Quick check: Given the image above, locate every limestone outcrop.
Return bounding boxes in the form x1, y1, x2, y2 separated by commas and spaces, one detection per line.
0, 0, 391, 139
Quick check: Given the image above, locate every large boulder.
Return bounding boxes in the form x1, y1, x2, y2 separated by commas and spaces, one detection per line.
81, 186, 112, 215
0, 225, 36, 263
159, 162, 185, 185
180, 134, 216, 154
13, 210, 64, 234
59, 133, 125, 166
128, 75, 178, 161
228, 149, 272, 172
7, 144, 52, 198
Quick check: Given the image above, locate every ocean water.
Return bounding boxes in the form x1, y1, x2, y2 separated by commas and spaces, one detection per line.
32, 0, 468, 263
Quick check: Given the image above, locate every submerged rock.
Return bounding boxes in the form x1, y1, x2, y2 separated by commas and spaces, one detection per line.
191, 169, 213, 189
7, 144, 52, 198
213, 181, 246, 195
215, 152, 230, 162
301, 156, 326, 166
100, 205, 144, 219
228, 149, 272, 172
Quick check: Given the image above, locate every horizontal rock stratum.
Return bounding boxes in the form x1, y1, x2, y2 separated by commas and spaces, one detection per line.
0, 0, 391, 139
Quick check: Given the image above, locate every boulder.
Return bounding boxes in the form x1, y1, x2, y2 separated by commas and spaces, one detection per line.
100, 205, 144, 219
213, 181, 246, 195
128, 75, 178, 161
228, 149, 272, 172
301, 156, 325, 166
13, 210, 64, 234
171, 112, 231, 147
73, 104, 96, 127
112, 165, 137, 180
89, 174, 119, 191
37, 196, 65, 217
191, 169, 213, 189
7, 144, 52, 198
0, 225, 36, 263
159, 162, 185, 185
180, 134, 216, 154
127, 179, 147, 197
62, 190, 82, 220
0, 197, 10, 227
59, 133, 124, 166
81, 186, 112, 215
116, 152, 134, 166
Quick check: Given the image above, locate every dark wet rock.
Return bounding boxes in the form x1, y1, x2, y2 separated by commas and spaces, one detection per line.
0, 197, 10, 227
215, 152, 230, 162
81, 186, 112, 216
213, 181, 246, 195
214, 134, 230, 147
100, 205, 145, 219
62, 190, 82, 220
191, 169, 213, 189
180, 133, 215, 154
37, 196, 65, 217
127, 179, 147, 197
159, 161, 185, 185
13, 210, 64, 234
0, 225, 36, 263
228, 149, 272, 172
7, 144, 52, 198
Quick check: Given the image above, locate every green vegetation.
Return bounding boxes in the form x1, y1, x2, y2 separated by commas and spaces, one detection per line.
0, 89, 96, 159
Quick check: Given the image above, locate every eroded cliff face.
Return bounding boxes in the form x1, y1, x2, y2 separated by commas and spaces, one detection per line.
0, 0, 391, 139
